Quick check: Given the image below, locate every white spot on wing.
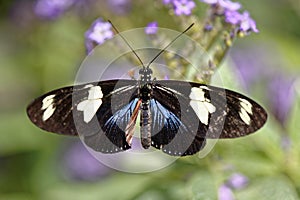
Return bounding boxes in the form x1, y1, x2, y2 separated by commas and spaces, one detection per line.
189, 87, 216, 125
190, 100, 209, 125
238, 98, 253, 125
88, 86, 103, 99
42, 94, 55, 110
239, 98, 252, 114
42, 104, 56, 121
189, 87, 205, 101
77, 86, 103, 123
204, 102, 216, 113
41, 94, 56, 121
239, 107, 251, 125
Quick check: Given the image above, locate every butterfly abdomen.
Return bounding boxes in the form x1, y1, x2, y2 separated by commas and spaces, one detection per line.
139, 82, 153, 149
140, 101, 152, 149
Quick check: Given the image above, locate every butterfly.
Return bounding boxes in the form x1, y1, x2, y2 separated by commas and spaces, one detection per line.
26, 23, 267, 156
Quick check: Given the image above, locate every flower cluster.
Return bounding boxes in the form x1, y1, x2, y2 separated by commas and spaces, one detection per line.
160, 0, 258, 34
80, 0, 259, 83
85, 19, 114, 54
201, 0, 258, 34
69, 0, 259, 70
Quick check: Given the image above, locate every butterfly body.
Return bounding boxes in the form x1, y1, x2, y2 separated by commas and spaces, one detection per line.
138, 68, 154, 149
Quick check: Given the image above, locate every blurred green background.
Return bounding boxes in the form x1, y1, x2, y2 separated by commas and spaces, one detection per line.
0, 0, 300, 199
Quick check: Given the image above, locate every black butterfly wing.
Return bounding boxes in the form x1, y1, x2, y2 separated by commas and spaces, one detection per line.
27, 79, 139, 153
151, 80, 267, 156
154, 80, 267, 138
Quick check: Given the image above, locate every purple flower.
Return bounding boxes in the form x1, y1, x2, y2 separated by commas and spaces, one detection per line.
35, 0, 74, 19
107, 0, 132, 15
145, 21, 158, 35
62, 142, 110, 181
173, 0, 196, 16
224, 10, 259, 34
239, 11, 259, 33
85, 18, 114, 53
201, 0, 241, 11
227, 173, 248, 189
201, 0, 258, 34
268, 75, 295, 127
224, 10, 242, 25
218, 185, 235, 200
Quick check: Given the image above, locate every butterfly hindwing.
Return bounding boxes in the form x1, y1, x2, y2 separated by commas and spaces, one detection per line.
151, 81, 207, 156
83, 97, 139, 153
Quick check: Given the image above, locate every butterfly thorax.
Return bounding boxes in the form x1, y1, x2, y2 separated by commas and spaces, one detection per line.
139, 67, 152, 84
138, 67, 153, 102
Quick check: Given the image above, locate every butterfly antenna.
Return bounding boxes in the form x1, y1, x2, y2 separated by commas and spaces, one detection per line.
146, 23, 194, 69
108, 20, 146, 68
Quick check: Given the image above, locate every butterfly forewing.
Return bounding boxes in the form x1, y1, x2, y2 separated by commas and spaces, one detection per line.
27, 80, 140, 153
27, 86, 82, 136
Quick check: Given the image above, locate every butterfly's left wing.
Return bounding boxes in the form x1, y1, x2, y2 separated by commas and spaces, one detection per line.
27, 79, 139, 153
151, 80, 267, 156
